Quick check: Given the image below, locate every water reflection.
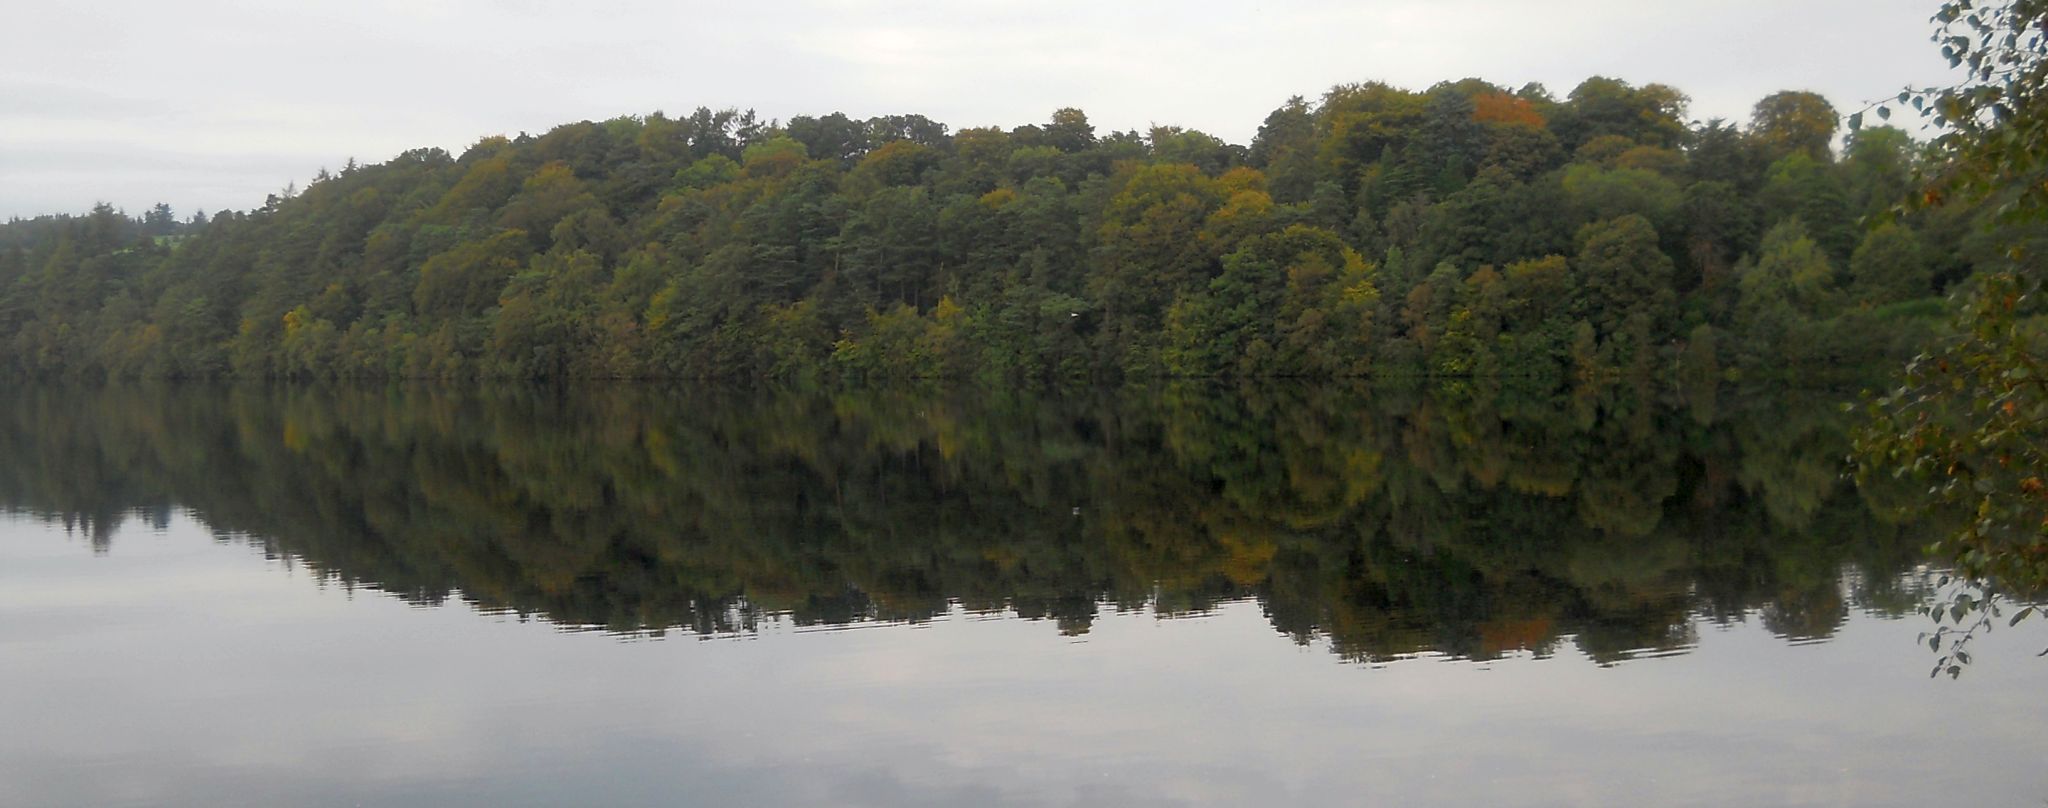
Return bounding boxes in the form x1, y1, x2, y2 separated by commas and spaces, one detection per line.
0, 380, 1936, 663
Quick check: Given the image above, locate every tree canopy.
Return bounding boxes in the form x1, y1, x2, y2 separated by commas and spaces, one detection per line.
0, 78, 2008, 383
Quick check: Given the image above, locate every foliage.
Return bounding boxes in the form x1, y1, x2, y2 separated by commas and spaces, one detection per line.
1845, 0, 2048, 675
1858, 274, 2048, 587
1854, 1, 2048, 596
1749, 91, 1841, 163
0, 78, 2005, 383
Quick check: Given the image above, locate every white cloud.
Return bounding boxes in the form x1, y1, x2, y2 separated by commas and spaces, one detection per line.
0, 0, 1957, 218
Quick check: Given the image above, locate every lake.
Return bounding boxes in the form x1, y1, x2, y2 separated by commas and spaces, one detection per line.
1, 381, 2043, 807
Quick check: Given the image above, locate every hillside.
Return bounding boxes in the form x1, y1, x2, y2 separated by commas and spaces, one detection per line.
0, 78, 2005, 380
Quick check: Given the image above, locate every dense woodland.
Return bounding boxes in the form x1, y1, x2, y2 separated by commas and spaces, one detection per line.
0, 78, 2023, 380
0, 382, 1932, 662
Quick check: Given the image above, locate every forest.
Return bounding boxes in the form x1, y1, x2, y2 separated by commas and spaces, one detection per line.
0, 382, 1935, 663
0, 77, 2020, 381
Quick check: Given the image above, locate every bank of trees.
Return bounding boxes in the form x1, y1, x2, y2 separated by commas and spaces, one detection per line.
0, 80, 1999, 380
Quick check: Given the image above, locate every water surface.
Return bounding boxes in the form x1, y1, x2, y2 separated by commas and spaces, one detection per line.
1, 382, 2042, 806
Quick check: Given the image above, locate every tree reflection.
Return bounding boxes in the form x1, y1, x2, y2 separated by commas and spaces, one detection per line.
0, 381, 1936, 662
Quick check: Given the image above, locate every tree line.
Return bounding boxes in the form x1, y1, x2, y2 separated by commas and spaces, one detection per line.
0, 79, 2015, 380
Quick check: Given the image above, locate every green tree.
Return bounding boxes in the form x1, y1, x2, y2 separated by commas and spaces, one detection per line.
1840, 126, 1918, 217
1749, 90, 1841, 162
1759, 152, 1857, 261
1552, 77, 1689, 151
1572, 215, 1676, 350
1043, 108, 1097, 153
414, 230, 531, 318
1746, 219, 1841, 319
1856, 0, 2048, 610
1088, 164, 1228, 374
1847, 222, 1934, 305
0, 81, 1962, 384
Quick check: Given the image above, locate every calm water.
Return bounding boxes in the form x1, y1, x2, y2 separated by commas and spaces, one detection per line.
1, 381, 2043, 807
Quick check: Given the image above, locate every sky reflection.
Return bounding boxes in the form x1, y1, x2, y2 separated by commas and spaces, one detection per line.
3, 513, 2045, 808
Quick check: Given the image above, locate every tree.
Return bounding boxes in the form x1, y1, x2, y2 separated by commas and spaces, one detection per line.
785, 112, 872, 165
1746, 218, 1841, 319
1736, 219, 1839, 362
1562, 164, 1681, 229
1250, 96, 1320, 202
1841, 126, 1918, 217
1855, 0, 2048, 617
1044, 108, 1096, 153
1759, 152, 1857, 261
1572, 214, 1676, 346
1858, 1, 2048, 216
142, 203, 178, 237
1088, 164, 1227, 374
1688, 119, 1763, 190
1162, 225, 1369, 377
414, 230, 530, 318
1552, 77, 1689, 151
1677, 180, 1758, 293
1749, 90, 1841, 162
1847, 223, 1934, 305
0, 77, 1960, 384
498, 161, 603, 251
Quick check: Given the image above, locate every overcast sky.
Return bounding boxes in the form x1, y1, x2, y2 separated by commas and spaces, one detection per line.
1, 0, 1955, 220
